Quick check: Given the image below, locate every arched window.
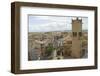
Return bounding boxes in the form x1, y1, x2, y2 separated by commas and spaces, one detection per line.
73, 32, 77, 37
79, 32, 82, 37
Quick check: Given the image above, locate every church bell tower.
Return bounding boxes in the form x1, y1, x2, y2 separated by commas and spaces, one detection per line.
71, 18, 82, 58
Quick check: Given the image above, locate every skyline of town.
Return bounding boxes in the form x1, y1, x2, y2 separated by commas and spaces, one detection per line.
28, 16, 88, 60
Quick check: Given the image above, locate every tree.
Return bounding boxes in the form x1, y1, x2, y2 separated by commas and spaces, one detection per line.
45, 43, 54, 57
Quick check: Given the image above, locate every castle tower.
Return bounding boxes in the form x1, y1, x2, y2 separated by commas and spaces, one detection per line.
71, 18, 82, 58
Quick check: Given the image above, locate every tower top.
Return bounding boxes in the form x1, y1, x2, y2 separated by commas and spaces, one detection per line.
72, 17, 82, 22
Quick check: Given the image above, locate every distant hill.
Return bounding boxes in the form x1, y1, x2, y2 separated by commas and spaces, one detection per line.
29, 30, 88, 33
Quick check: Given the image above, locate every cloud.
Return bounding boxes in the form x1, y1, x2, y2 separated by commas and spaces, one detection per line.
29, 22, 70, 32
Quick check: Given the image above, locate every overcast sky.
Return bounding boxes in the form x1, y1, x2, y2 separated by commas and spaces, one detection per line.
28, 15, 88, 32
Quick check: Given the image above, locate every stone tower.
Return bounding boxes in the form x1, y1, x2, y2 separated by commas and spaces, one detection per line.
71, 18, 82, 58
